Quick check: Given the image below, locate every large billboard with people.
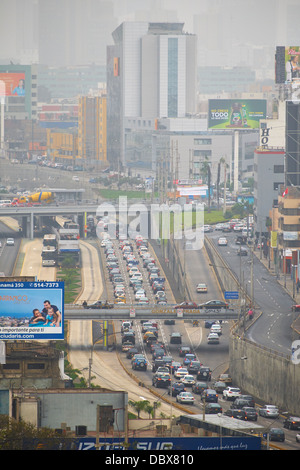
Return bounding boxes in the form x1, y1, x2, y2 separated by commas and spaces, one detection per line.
0, 281, 64, 340
0, 72, 26, 97
208, 99, 267, 130
275, 46, 300, 84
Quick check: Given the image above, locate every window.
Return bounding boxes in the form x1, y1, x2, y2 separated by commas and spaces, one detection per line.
274, 165, 284, 173
27, 363, 45, 370
2, 363, 20, 370
194, 138, 212, 145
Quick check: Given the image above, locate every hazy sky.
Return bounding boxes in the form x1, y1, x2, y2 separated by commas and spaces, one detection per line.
0, 0, 300, 68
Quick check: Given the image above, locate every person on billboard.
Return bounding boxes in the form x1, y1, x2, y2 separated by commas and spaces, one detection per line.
42, 300, 61, 326
29, 308, 46, 325
11, 78, 25, 96
286, 56, 300, 82
44, 307, 60, 327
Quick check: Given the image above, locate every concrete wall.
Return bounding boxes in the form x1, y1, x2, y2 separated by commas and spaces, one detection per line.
230, 334, 300, 415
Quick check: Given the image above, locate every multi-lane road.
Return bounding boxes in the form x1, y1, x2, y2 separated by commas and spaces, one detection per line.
206, 230, 296, 356
1, 218, 299, 448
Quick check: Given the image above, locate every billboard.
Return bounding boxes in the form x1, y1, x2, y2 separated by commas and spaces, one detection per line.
275, 46, 300, 84
0, 281, 64, 340
0, 72, 26, 96
208, 99, 266, 130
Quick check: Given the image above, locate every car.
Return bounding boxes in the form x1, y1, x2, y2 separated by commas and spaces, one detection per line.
269, 428, 285, 442
243, 407, 258, 421
180, 374, 196, 387
203, 225, 213, 232
224, 409, 247, 420
188, 360, 202, 374
223, 387, 241, 400
174, 367, 189, 379
215, 223, 226, 231
135, 289, 146, 300
176, 392, 195, 405
197, 367, 212, 381
213, 381, 227, 393
199, 300, 229, 310
218, 373, 232, 384
152, 372, 171, 388
169, 361, 181, 374
179, 346, 191, 357
205, 403, 222, 414
183, 353, 196, 366
237, 247, 248, 256
132, 357, 147, 371
168, 382, 186, 397
201, 389, 218, 403
84, 300, 113, 309
126, 347, 138, 359
259, 405, 279, 419
296, 433, 300, 443
6, 238, 15, 246
232, 397, 255, 409
174, 301, 198, 309
210, 323, 222, 336
283, 416, 300, 430
122, 341, 134, 352
196, 283, 208, 293
170, 332, 182, 344
237, 395, 255, 407
192, 381, 209, 394
207, 332, 220, 344
204, 320, 215, 328
218, 237, 228, 246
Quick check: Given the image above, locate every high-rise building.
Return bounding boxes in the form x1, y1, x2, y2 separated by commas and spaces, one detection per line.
78, 95, 107, 164
107, 21, 197, 168
286, 101, 300, 187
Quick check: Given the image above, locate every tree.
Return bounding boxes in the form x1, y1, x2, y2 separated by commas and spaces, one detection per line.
201, 156, 211, 212
128, 399, 150, 419
0, 415, 72, 450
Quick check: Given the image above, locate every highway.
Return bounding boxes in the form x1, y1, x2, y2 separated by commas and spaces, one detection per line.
206, 230, 295, 356
1, 221, 299, 448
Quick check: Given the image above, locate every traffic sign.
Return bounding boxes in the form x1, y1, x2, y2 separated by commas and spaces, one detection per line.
225, 291, 239, 299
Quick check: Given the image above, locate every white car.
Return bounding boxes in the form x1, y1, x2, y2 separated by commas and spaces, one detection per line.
196, 283, 208, 293
6, 238, 15, 246
218, 237, 227, 246
223, 387, 241, 400
176, 392, 195, 405
210, 324, 222, 336
180, 374, 196, 386
207, 332, 220, 344
174, 367, 189, 379
259, 405, 279, 419
135, 289, 146, 300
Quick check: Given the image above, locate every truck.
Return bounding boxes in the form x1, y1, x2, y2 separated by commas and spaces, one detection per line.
12, 191, 54, 205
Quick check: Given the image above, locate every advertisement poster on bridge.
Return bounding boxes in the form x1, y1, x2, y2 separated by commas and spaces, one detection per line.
0, 281, 64, 340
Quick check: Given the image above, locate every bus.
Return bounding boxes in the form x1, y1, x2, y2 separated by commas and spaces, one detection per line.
41, 245, 57, 267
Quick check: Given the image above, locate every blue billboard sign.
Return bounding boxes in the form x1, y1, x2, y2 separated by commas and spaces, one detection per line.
225, 291, 239, 299
76, 436, 261, 451
0, 281, 64, 340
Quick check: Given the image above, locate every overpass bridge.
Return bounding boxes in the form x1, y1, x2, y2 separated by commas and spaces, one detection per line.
64, 304, 239, 322
0, 204, 100, 238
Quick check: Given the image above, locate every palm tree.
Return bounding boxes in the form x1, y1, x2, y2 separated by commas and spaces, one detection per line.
201, 156, 211, 212
128, 399, 150, 419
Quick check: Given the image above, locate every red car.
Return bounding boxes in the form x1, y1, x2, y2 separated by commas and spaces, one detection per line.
174, 302, 198, 309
